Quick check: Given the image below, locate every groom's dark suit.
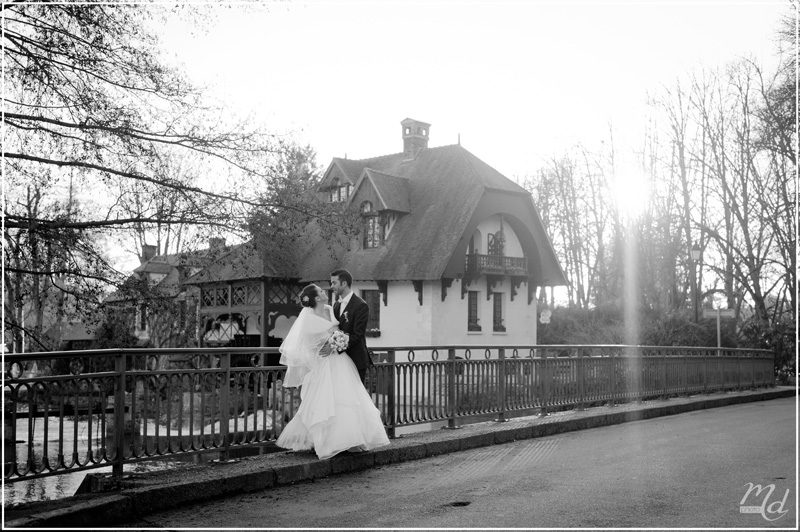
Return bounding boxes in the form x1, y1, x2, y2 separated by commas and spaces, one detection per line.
334, 293, 371, 384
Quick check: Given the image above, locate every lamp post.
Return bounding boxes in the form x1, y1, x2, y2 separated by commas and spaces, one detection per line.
690, 243, 703, 322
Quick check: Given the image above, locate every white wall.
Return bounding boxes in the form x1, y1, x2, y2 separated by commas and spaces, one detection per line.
353, 281, 434, 347
432, 279, 537, 346
353, 279, 538, 359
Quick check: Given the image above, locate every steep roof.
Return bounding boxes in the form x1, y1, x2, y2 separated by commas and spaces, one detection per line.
360, 169, 411, 212
133, 260, 173, 275
326, 158, 364, 185
183, 241, 294, 284
299, 144, 535, 282
43, 321, 97, 345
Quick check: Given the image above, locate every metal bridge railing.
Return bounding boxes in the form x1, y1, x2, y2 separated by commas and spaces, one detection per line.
3, 344, 774, 484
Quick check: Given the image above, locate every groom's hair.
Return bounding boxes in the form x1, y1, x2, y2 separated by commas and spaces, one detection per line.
330, 269, 352, 288
299, 284, 320, 308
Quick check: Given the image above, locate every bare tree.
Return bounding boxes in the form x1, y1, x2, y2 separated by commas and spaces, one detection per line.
1, 4, 343, 350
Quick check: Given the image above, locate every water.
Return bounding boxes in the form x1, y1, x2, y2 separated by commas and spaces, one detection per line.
3, 459, 190, 507
3, 410, 275, 507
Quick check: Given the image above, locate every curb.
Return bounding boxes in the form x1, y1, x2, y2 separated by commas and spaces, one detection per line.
4, 387, 795, 528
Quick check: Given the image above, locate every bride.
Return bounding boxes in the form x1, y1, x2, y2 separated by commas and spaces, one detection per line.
276, 284, 390, 459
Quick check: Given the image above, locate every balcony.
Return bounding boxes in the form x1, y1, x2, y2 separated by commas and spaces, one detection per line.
464, 254, 528, 276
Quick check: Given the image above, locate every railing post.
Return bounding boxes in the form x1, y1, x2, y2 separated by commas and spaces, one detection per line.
576, 348, 585, 411
608, 350, 616, 408
683, 353, 689, 396
538, 349, 549, 417
113, 351, 126, 480
661, 353, 668, 400
259, 349, 270, 440
448, 348, 457, 429
219, 351, 231, 461
737, 352, 742, 391
633, 347, 642, 404
387, 350, 396, 438
703, 349, 708, 394
3, 398, 15, 478
772, 350, 777, 387
496, 349, 506, 422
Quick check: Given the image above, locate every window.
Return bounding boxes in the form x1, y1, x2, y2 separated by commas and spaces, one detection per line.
269, 283, 301, 305
488, 231, 505, 255
178, 300, 186, 329
201, 286, 229, 307
493, 293, 505, 332
232, 285, 247, 306
362, 290, 381, 334
139, 303, 147, 331
361, 201, 382, 249
364, 217, 382, 248
468, 291, 481, 331
215, 287, 229, 306
329, 178, 341, 202
327, 177, 351, 203
201, 287, 213, 307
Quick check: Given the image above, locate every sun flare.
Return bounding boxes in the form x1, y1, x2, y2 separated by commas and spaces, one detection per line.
612, 173, 650, 221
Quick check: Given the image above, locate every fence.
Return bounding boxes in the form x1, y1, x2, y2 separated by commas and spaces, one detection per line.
3, 344, 773, 484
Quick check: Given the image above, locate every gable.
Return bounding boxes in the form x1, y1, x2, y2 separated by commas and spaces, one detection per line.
321, 158, 360, 188
349, 168, 412, 214
442, 190, 567, 286
364, 169, 411, 212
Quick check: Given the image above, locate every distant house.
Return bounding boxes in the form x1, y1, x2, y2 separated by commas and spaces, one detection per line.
184, 119, 566, 352
106, 240, 228, 349
183, 240, 296, 350
44, 321, 98, 351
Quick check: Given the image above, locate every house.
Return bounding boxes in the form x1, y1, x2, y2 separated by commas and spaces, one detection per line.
185, 119, 566, 353
44, 321, 98, 351
105, 240, 229, 349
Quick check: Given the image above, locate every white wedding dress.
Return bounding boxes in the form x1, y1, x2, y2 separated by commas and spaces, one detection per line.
276, 305, 390, 459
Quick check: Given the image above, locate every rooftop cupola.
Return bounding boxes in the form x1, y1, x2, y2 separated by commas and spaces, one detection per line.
401, 118, 431, 159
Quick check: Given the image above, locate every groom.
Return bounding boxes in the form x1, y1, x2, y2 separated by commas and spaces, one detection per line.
330, 269, 372, 385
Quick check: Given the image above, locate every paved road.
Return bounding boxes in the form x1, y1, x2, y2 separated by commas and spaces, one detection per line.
122, 397, 797, 529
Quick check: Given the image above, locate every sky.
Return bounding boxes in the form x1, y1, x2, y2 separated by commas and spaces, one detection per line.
158, 0, 791, 182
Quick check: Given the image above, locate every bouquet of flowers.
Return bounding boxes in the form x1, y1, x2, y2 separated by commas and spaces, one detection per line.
328, 330, 349, 353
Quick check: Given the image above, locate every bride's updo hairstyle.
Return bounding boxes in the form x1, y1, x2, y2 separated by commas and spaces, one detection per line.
299, 284, 319, 308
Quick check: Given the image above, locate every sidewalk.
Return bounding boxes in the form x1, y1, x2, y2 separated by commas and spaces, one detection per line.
5, 386, 795, 529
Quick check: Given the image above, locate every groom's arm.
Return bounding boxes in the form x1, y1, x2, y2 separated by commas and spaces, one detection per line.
347, 301, 369, 350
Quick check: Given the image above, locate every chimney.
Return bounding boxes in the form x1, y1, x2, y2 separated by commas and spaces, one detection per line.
401, 118, 431, 160
140, 244, 157, 264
